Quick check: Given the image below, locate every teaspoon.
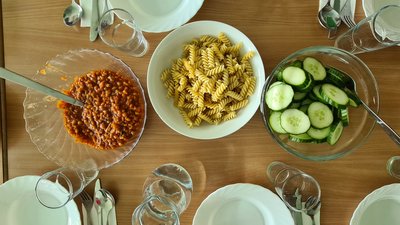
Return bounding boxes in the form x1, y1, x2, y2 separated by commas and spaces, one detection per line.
63, 0, 83, 26
318, 3, 341, 39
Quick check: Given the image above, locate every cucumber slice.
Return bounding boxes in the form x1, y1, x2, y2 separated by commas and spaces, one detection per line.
307, 102, 334, 128
280, 109, 311, 134
303, 57, 326, 81
336, 107, 350, 127
327, 120, 344, 145
270, 81, 284, 89
326, 67, 351, 88
320, 83, 349, 108
293, 92, 308, 102
307, 126, 331, 140
299, 104, 309, 114
289, 133, 315, 143
301, 98, 313, 106
312, 85, 328, 104
282, 66, 308, 86
290, 60, 303, 68
269, 111, 287, 134
265, 83, 294, 111
296, 72, 314, 93
343, 87, 361, 107
289, 102, 301, 109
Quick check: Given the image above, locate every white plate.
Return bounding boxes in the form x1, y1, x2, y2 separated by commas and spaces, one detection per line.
193, 183, 294, 225
147, 20, 265, 140
0, 176, 81, 225
350, 183, 400, 225
108, 0, 204, 33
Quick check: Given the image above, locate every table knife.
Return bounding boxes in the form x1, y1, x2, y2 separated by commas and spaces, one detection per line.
89, 0, 99, 41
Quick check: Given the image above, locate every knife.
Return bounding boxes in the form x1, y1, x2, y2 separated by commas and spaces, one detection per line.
92, 179, 102, 225
89, 0, 99, 41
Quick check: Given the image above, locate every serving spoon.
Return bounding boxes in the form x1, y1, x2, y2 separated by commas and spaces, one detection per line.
0, 67, 84, 107
63, 0, 83, 26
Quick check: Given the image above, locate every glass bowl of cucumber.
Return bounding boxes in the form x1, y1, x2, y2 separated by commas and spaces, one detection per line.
260, 46, 379, 161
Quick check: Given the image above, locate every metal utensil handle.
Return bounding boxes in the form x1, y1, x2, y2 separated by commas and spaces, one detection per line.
0, 67, 83, 107
361, 100, 400, 146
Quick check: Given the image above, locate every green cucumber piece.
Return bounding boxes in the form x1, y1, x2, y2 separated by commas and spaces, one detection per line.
270, 81, 284, 89
293, 92, 308, 102
327, 120, 344, 145
282, 66, 309, 87
343, 87, 361, 107
303, 57, 326, 81
307, 126, 331, 140
320, 83, 349, 108
312, 85, 328, 104
269, 111, 287, 134
299, 104, 309, 114
290, 60, 303, 68
265, 83, 294, 111
289, 133, 315, 143
307, 102, 334, 128
336, 107, 350, 127
326, 67, 352, 88
280, 109, 311, 134
289, 102, 301, 109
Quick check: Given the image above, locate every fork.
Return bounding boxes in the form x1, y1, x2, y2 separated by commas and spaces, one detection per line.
340, 0, 356, 28
79, 191, 94, 225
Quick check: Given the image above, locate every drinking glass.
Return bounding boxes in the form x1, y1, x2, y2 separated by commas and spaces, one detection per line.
387, 156, 400, 179
266, 161, 321, 212
132, 163, 193, 225
35, 167, 98, 209
98, 8, 149, 57
334, 4, 400, 54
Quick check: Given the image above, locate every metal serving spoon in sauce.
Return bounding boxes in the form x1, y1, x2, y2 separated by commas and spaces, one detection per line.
0, 67, 84, 107
318, 3, 341, 39
63, 0, 83, 26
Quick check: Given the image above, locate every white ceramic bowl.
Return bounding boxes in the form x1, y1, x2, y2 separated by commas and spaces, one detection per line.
147, 20, 265, 139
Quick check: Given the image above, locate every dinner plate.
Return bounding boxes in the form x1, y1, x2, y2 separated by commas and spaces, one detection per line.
108, 0, 204, 33
147, 20, 265, 139
350, 183, 400, 225
193, 183, 294, 225
0, 176, 81, 225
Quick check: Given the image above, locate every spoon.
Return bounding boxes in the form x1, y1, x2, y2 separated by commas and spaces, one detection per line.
63, 0, 83, 26
95, 189, 116, 225
318, 3, 341, 39
0, 67, 84, 107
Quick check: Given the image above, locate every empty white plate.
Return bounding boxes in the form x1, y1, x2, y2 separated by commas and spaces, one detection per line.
108, 0, 204, 33
193, 183, 294, 225
350, 183, 400, 225
0, 176, 81, 225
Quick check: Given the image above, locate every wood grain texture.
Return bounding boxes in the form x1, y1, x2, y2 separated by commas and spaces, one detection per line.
2, 0, 400, 224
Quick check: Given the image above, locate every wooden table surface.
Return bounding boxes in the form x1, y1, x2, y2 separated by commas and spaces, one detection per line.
2, 0, 400, 225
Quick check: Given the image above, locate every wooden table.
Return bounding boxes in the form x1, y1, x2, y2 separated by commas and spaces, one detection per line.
2, 0, 400, 224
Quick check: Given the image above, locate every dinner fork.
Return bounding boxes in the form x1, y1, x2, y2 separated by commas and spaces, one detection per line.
340, 0, 356, 28
79, 191, 94, 225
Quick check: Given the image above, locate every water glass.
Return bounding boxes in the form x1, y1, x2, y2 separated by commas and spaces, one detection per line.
132, 163, 193, 225
98, 8, 149, 57
35, 167, 98, 208
266, 161, 321, 212
334, 4, 400, 54
387, 156, 400, 179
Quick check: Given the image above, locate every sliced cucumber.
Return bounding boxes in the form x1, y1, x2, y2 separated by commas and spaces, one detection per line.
301, 98, 313, 106
327, 120, 344, 145
289, 102, 301, 109
269, 111, 287, 134
336, 107, 350, 127
307, 126, 331, 140
280, 109, 311, 134
265, 83, 294, 111
307, 102, 334, 128
270, 81, 284, 89
299, 104, 309, 114
311, 85, 328, 104
296, 72, 314, 93
290, 60, 303, 68
343, 87, 362, 107
293, 92, 308, 102
320, 83, 349, 108
282, 66, 308, 86
326, 67, 351, 88
303, 57, 326, 81
289, 133, 315, 143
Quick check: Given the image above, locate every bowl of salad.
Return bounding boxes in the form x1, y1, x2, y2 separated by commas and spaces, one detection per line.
260, 46, 379, 161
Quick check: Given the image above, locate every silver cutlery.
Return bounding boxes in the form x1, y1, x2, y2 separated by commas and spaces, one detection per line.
340, 0, 356, 28
318, 3, 341, 39
0, 67, 84, 107
96, 189, 116, 225
79, 191, 94, 225
343, 71, 400, 146
305, 196, 321, 225
63, 0, 83, 26
90, 0, 99, 41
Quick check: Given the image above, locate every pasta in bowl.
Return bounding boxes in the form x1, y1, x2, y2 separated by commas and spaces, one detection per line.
147, 21, 265, 139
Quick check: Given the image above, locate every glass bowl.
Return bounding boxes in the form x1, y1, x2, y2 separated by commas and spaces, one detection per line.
23, 49, 147, 171
260, 46, 379, 161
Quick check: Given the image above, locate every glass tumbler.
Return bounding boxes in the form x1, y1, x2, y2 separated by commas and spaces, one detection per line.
98, 8, 149, 57
267, 161, 321, 212
132, 163, 193, 225
334, 4, 400, 54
